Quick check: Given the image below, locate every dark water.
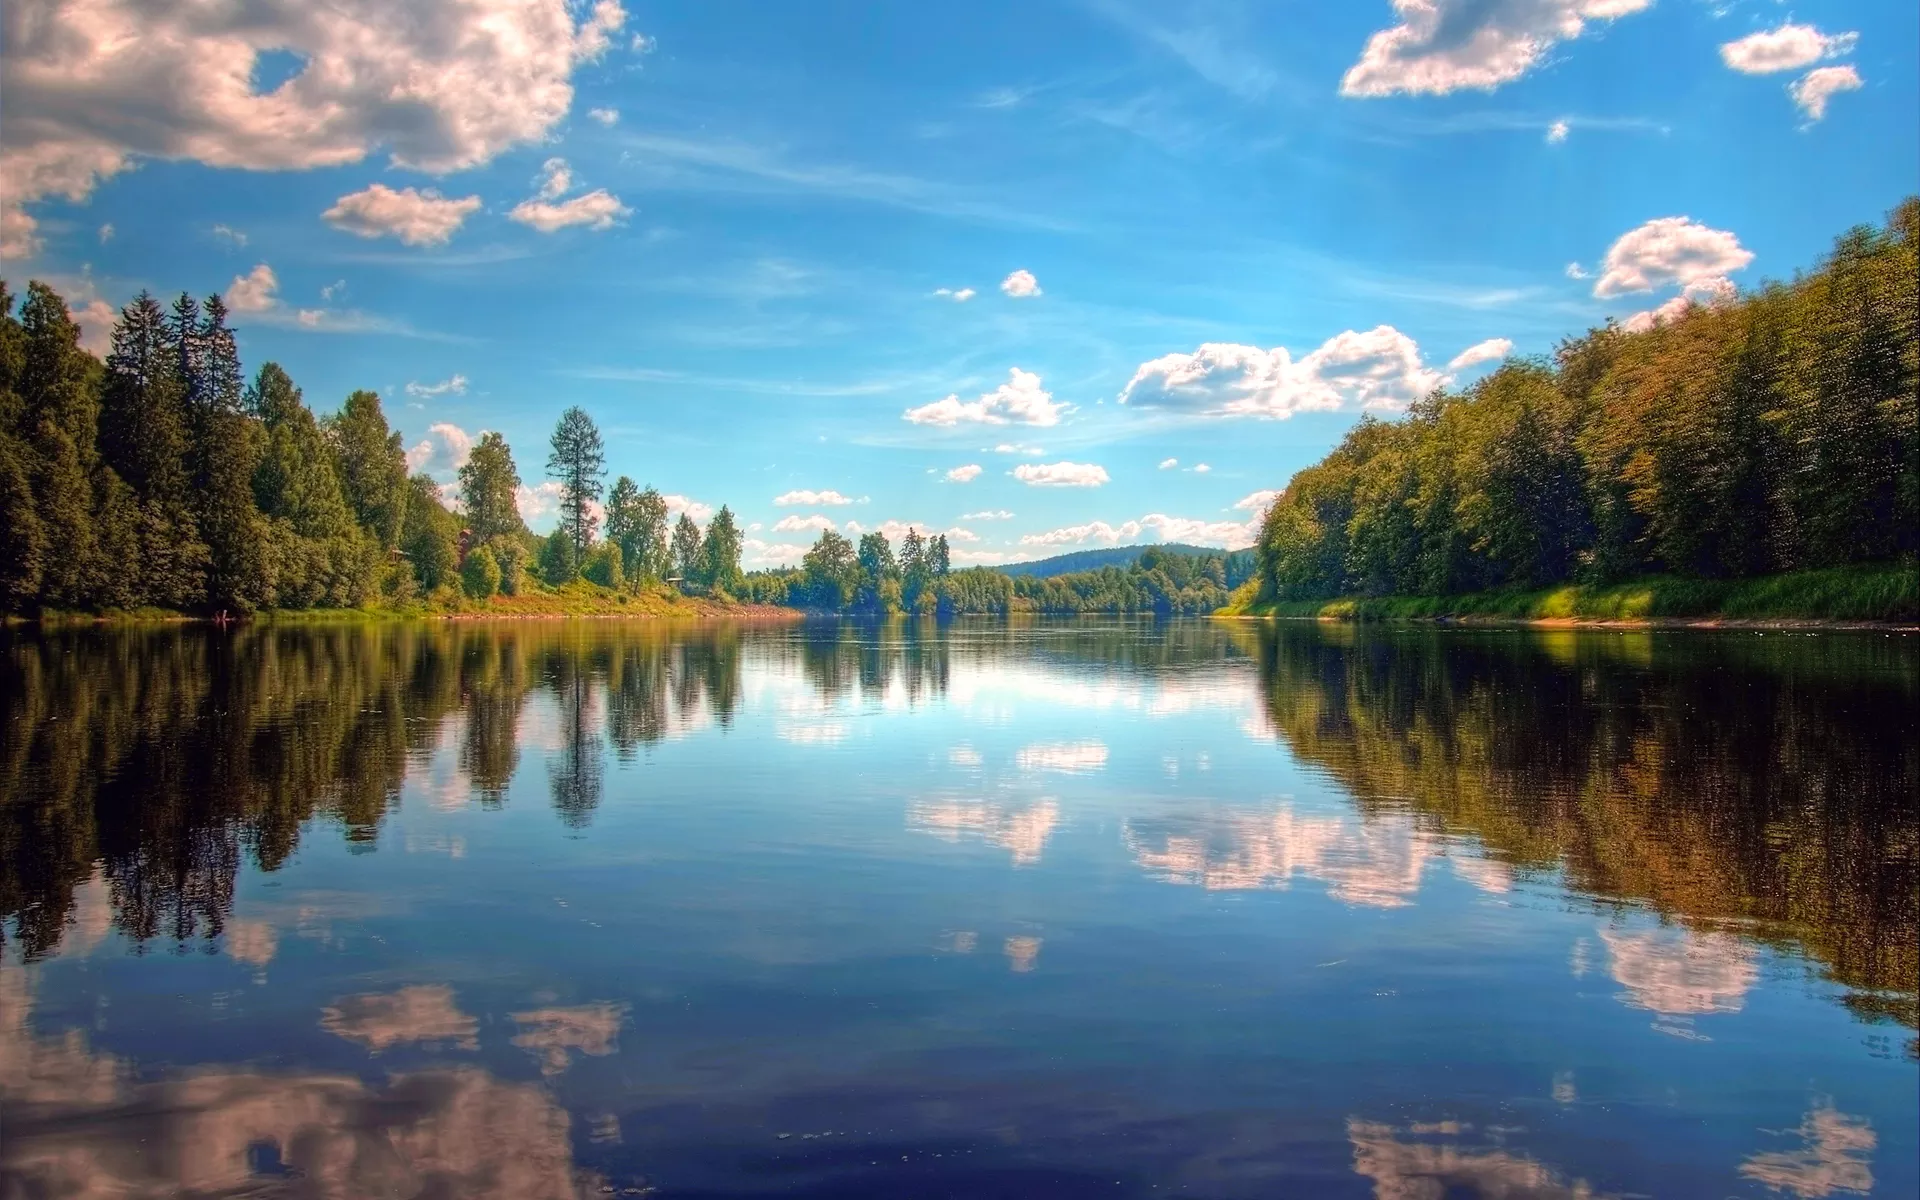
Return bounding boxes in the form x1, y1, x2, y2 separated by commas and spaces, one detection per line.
2, 619, 1915, 1199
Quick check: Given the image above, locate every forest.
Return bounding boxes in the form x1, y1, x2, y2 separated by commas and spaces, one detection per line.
1248, 199, 1917, 610
0, 280, 756, 615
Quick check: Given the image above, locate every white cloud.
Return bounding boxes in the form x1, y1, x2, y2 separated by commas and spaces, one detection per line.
663, 494, 713, 523
1192, 463, 1211, 474
1791, 65, 1861, 122
775, 489, 856, 506
1546, 119, 1569, 143
1158, 458, 1179, 470
0, 208, 39, 259
536, 157, 573, 200
405, 374, 469, 399
509, 188, 630, 233
324, 184, 482, 246
742, 537, 809, 569
0, 0, 629, 259
587, 107, 620, 126
1447, 337, 1513, 370
903, 368, 1066, 427
1593, 217, 1753, 298
70, 299, 115, 355
224, 263, 280, 313
1719, 24, 1856, 74
1013, 461, 1109, 488
999, 268, 1042, 298
212, 224, 249, 247
946, 464, 983, 483
961, 510, 1014, 520
1020, 513, 1260, 550
406, 422, 474, 473
992, 442, 1045, 455
933, 287, 977, 302
1121, 326, 1444, 418
630, 32, 655, 53
321, 280, 345, 301
1564, 262, 1589, 280
1340, 0, 1652, 98
772, 513, 837, 534
97, 223, 113, 244
1620, 275, 1737, 333
516, 480, 566, 523
1233, 489, 1281, 514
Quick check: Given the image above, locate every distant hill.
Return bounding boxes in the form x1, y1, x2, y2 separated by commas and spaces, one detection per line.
995, 543, 1227, 579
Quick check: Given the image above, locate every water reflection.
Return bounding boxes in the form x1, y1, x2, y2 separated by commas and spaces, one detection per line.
1, 619, 1915, 1197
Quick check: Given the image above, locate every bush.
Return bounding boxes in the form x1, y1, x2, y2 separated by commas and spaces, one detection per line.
461, 544, 501, 599
582, 542, 624, 590
540, 530, 577, 586
490, 537, 528, 595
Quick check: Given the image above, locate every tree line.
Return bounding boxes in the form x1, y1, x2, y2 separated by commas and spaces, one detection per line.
1251, 199, 1917, 604
0, 280, 749, 613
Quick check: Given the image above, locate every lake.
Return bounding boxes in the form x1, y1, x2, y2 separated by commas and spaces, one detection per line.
2, 619, 1914, 1198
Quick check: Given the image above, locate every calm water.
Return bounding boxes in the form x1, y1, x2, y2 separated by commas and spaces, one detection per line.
2, 619, 1915, 1199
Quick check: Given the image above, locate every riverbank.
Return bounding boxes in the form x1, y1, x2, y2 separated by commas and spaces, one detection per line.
11, 581, 804, 626
1217, 559, 1918, 627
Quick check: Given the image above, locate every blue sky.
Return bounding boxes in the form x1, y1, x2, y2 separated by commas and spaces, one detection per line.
5, 0, 1915, 566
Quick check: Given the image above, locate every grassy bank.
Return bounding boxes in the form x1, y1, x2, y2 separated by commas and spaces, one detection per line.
11, 581, 803, 626
1219, 559, 1918, 625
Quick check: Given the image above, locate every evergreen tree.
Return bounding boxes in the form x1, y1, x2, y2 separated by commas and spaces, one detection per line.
546, 406, 605, 561
458, 431, 526, 544
604, 475, 642, 581
671, 512, 703, 585
702, 505, 743, 593
928, 533, 951, 576
0, 284, 43, 608
16, 283, 106, 606
541, 527, 578, 585
249, 363, 373, 607
101, 292, 207, 607
180, 295, 265, 610
328, 390, 409, 550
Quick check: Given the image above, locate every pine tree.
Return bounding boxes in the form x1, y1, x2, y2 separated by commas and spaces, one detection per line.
181, 294, 265, 610
928, 533, 951, 576
605, 475, 641, 580
17, 283, 105, 606
546, 406, 605, 560
458, 431, 526, 544
250, 363, 373, 607
101, 292, 207, 607
0, 283, 47, 608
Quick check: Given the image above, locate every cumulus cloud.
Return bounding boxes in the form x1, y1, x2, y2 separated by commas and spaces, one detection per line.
772, 514, 837, 534
1546, 119, 1569, 143
509, 189, 630, 233
932, 287, 977, 302
1020, 512, 1260, 550
516, 480, 566, 523
587, 107, 620, 126
961, 509, 1014, 520
1192, 463, 1211, 473
1340, 0, 1652, 98
0, 0, 629, 258
1000, 269, 1042, 298
1620, 275, 1737, 333
1593, 217, 1753, 298
224, 263, 280, 313
774, 489, 855, 506
663, 494, 713, 522
903, 368, 1065, 427
1790, 65, 1861, 122
323, 184, 482, 246
946, 464, 983, 483
69, 299, 116, 355
1719, 24, 1856, 74
1447, 337, 1513, 370
1564, 262, 1589, 280
535, 157, 573, 200
1121, 326, 1444, 418
993, 442, 1044, 455
212, 224, 248, 247
1159, 458, 1179, 470
98, 223, 113, 244
742, 537, 810, 569
1233, 489, 1281, 514
406, 422, 475, 473
1012, 461, 1110, 488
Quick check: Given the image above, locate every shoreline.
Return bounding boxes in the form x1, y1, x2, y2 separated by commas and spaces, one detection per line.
1212, 613, 1917, 633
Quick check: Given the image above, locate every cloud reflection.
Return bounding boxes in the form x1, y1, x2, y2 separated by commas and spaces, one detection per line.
1349, 1118, 1617, 1198
321, 985, 480, 1053
909, 797, 1061, 865
1739, 1101, 1876, 1197
510, 1003, 628, 1075
1600, 926, 1757, 1016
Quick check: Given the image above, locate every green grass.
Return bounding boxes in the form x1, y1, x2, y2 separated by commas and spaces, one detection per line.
1222, 558, 1918, 624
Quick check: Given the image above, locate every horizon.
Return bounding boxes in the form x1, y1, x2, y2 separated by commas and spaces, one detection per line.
5, 0, 1916, 570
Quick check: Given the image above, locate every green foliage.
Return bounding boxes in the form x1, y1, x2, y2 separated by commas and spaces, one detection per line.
800, 528, 859, 608
401, 474, 460, 594
582, 541, 624, 590
541, 527, 579, 586
702, 505, 743, 593
671, 512, 703, 586
489, 536, 529, 596
458, 431, 526, 544
327, 390, 408, 551
1254, 199, 1919, 606
462, 543, 502, 599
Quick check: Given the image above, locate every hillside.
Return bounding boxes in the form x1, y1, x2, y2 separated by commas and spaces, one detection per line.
997, 543, 1229, 578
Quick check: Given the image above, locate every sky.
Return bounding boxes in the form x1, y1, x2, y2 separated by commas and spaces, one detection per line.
3, 0, 1916, 568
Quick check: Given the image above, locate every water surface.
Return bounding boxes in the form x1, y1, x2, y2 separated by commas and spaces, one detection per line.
2, 619, 1915, 1198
